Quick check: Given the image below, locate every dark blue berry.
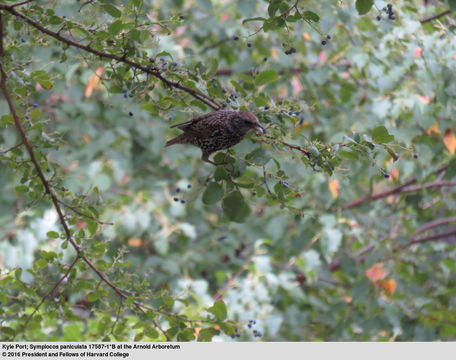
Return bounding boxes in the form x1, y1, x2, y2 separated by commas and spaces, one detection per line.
252, 191, 257, 196
128, 112, 133, 116
284, 50, 291, 55
290, 46, 296, 53
321, 40, 327, 45
376, 15, 381, 21
248, 324, 252, 328
294, 112, 300, 116
384, 173, 390, 179
218, 236, 227, 242
326, 35, 331, 40
123, 93, 128, 98
263, 57, 268, 62
24, 115, 30, 120
176, 188, 181, 193
389, 15, 395, 20
179, 15, 185, 20
413, 154, 418, 159
173, 197, 179, 202
282, 181, 289, 188
288, 112, 293, 116
20, 37, 26, 43
247, 43, 252, 48
233, 36, 239, 40
187, 184, 192, 189
180, 200, 185, 204
32, 104, 39, 108
264, 106, 270, 110
129, 93, 133, 97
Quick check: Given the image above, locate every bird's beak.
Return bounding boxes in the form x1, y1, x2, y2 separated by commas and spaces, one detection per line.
254, 124, 266, 133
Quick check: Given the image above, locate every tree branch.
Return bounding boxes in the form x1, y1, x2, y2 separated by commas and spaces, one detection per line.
0, 141, 23, 155
415, 216, 456, 234
420, 9, 452, 24
8, 0, 34, 8
343, 164, 450, 209
0, 3, 221, 110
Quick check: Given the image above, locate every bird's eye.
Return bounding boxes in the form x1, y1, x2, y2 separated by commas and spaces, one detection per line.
244, 120, 251, 125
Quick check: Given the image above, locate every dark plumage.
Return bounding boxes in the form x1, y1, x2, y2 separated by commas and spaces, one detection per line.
166, 110, 265, 165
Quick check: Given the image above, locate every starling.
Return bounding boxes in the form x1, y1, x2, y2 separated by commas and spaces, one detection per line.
165, 110, 265, 165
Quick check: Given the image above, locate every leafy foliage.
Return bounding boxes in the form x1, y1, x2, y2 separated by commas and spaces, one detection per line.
0, 0, 455, 342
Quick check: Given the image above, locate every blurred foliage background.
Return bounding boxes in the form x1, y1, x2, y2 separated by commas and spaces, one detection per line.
0, 0, 455, 341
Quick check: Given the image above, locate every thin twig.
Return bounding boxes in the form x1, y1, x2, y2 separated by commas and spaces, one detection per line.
7, 0, 34, 8
0, 4, 221, 110
343, 164, 449, 209
420, 9, 452, 24
57, 198, 114, 225
0, 141, 23, 155
16, 255, 80, 340
404, 227, 456, 247
415, 216, 456, 234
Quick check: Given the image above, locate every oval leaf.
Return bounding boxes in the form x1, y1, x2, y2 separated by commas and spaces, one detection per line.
202, 182, 224, 205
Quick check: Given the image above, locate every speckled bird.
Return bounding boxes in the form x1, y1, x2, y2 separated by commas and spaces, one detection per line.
165, 110, 265, 165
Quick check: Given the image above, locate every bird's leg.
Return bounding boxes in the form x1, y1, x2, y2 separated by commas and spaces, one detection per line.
202, 153, 227, 166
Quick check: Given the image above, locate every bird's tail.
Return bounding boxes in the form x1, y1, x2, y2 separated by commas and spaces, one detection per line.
165, 134, 187, 147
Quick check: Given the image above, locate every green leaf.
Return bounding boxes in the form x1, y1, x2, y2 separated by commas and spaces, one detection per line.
356, 0, 374, 15
202, 182, 224, 205
372, 126, 394, 143
108, 20, 123, 35
255, 69, 279, 86
302, 11, 320, 22
338, 150, 359, 160
87, 292, 99, 302
177, 328, 195, 341
31, 70, 53, 90
242, 17, 266, 24
222, 191, 251, 223
449, 0, 456, 11
268, 0, 282, 17
245, 147, 271, 166
198, 328, 219, 341
47, 231, 60, 239
207, 300, 227, 321
15, 185, 28, 194
214, 166, 230, 181
103, 4, 122, 18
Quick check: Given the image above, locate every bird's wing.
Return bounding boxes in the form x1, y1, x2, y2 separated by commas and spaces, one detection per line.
169, 112, 216, 130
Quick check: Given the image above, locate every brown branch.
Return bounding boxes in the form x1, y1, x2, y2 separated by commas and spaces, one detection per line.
0, 141, 23, 155
420, 9, 452, 24
57, 198, 114, 225
257, 134, 311, 156
343, 164, 449, 209
6, 0, 34, 8
0, 3, 221, 110
401, 181, 456, 193
404, 227, 456, 248
416, 216, 456, 234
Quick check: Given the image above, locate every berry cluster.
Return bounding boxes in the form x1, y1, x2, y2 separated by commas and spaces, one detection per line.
321, 35, 331, 46
247, 320, 262, 338
377, 3, 395, 21
284, 46, 297, 55
171, 184, 192, 204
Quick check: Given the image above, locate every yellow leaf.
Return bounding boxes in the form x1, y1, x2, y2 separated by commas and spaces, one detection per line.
303, 32, 312, 41
85, 67, 105, 98
328, 179, 340, 199
390, 167, 399, 181
365, 263, 387, 283
426, 121, 440, 135
443, 128, 456, 154
378, 279, 397, 296
128, 238, 144, 247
